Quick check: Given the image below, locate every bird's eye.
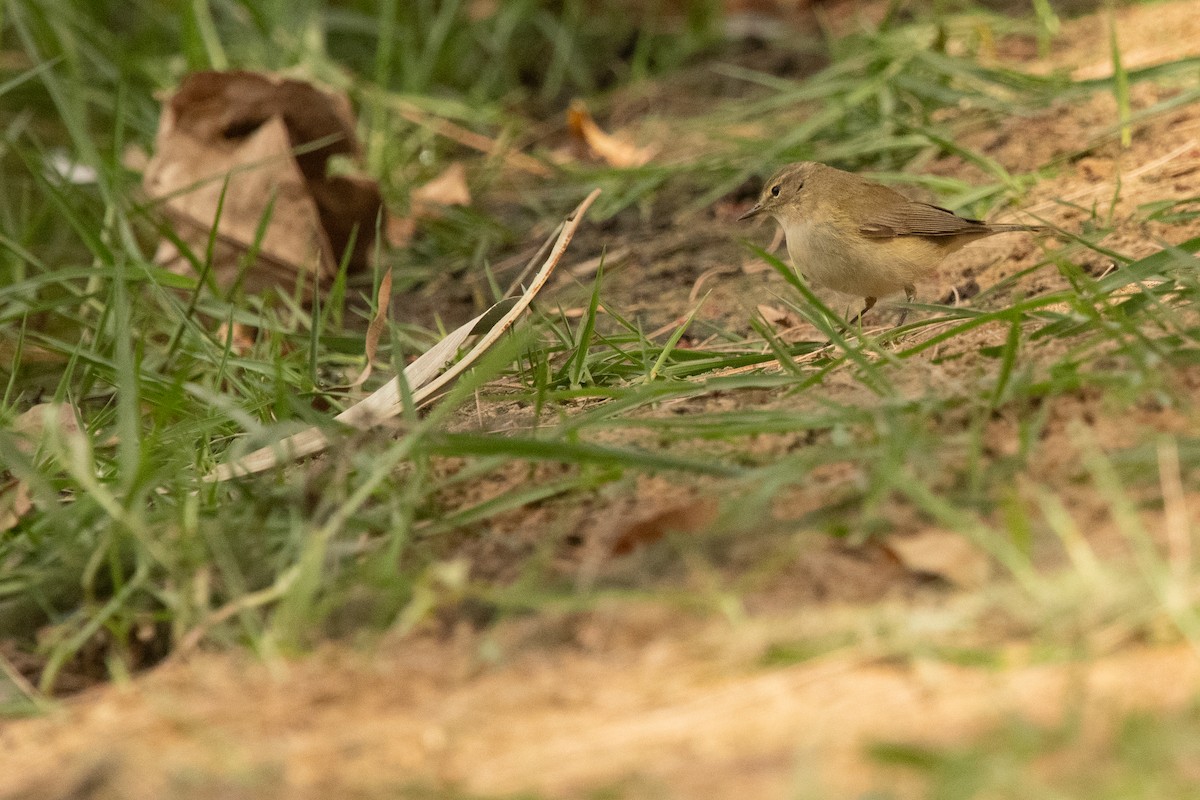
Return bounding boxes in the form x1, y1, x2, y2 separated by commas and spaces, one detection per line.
770, 184, 780, 197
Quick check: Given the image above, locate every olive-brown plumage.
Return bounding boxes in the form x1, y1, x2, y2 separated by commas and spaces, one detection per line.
740, 162, 1046, 321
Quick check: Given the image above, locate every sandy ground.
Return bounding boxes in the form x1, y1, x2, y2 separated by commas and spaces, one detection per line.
6, 611, 1200, 799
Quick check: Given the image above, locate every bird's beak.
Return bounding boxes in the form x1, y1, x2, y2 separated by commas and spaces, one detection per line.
737, 202, 763, 222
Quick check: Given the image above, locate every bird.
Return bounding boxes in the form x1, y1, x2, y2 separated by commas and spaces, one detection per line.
739, 161, 1047, 324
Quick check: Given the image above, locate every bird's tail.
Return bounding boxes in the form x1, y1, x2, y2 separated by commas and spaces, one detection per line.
988, 223, 1051, 233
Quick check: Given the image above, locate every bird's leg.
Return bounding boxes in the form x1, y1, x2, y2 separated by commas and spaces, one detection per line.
846, 296, 877, 328
897, 285, 915, 326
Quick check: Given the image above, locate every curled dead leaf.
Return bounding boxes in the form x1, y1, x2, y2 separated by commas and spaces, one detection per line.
566, 101, 655, 169
143, 70, 384, 295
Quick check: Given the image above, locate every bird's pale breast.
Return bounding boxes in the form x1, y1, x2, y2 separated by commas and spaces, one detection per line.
782, 218, 945, 298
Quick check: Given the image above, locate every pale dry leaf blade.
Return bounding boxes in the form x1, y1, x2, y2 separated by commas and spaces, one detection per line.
341, 188, 597, 421
407, 188, 600, 408
206, 430, 331, 481
204, 308, 488, 481
13, 402, 75, 435
336, 307, 490, 429
205, 188, 601, 482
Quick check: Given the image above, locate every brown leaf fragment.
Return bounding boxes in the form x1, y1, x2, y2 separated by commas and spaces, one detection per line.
12, 403, 81, 455
411, 162, 472, 211
4, 405, 82, 531
611, 498, 718, 556
0, 479, 33, 533
349, 267, 393, 389
385, 215, 417, 249
215, 322, 256, 355
880, 529, 992, 588
566, 101, 655, 169
383, 163, 472, 250
142, 70, 384, 295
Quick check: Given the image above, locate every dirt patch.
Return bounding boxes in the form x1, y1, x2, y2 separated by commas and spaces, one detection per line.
5, 617, 1200, 800
1010, 0, 1200, 80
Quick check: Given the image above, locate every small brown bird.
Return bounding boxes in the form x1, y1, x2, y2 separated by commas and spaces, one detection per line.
739, 161, 1047, 323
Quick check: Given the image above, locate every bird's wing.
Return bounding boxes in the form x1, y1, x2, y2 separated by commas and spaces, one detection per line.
859, 202, 986, 238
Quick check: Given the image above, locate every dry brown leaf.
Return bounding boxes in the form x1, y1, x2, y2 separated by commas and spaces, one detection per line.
566, 101, 655, 169
0, 479, 33, 533
611, 498, 718, 556
411, 162, 472, 210
383, 163, 472, 250
880, 529, 992, 588
12, 403, 80, 455
214, 322, 256, 355
121, 143, 149, 173
385, 215, 417, 249
3, 404, 81, 532
143, 70, 384, 295
349, 267, 393, 389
